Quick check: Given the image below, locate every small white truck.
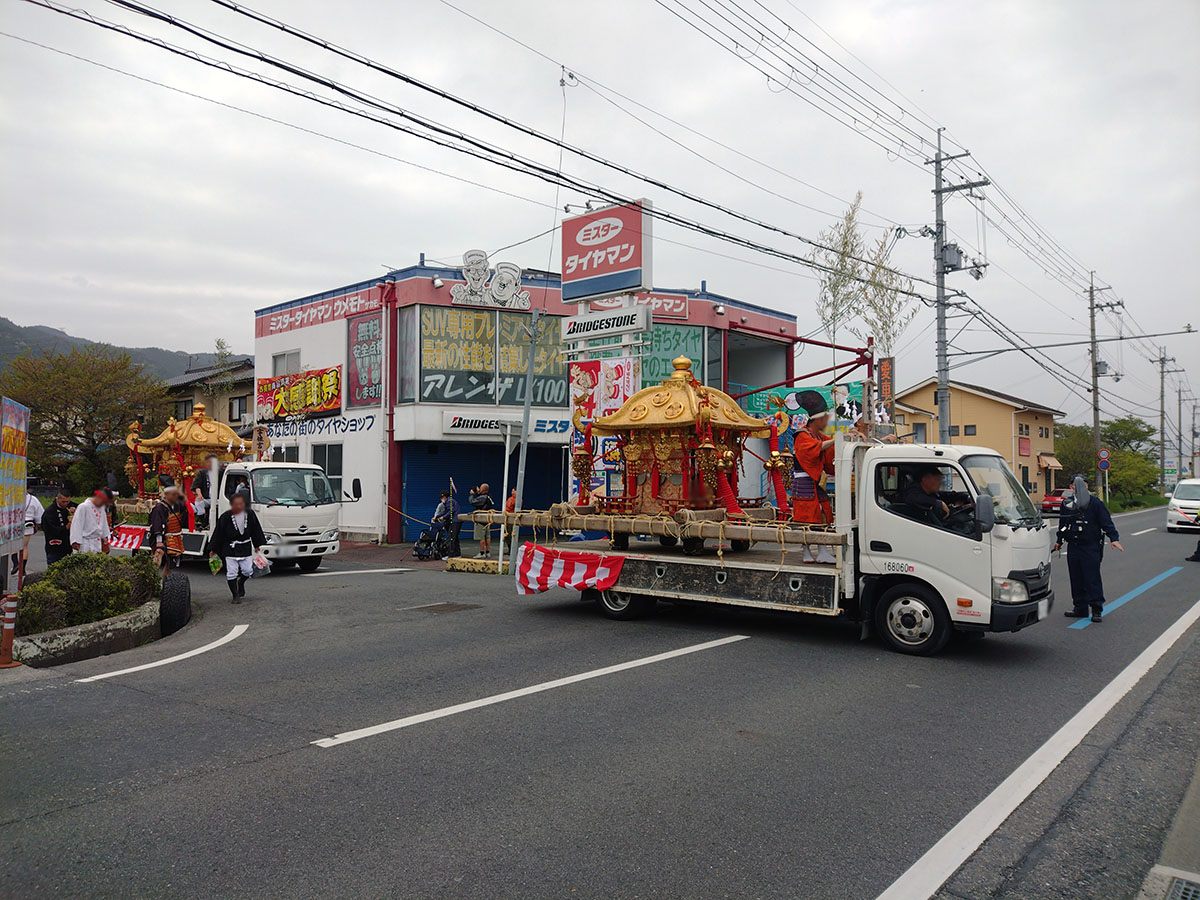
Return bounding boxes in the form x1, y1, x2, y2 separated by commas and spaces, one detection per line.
475, 438, 1055, 655
135, 461, 360, 572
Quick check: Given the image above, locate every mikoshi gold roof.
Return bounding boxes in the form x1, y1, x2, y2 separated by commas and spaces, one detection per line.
591, 356, 771, 438
126, 403, 242, 456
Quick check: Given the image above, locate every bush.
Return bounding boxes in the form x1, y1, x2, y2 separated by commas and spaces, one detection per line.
15, 553, 160, 637
65, 459, 102, 495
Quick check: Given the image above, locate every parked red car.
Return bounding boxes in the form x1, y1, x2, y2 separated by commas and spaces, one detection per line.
1041, 488, 1071, 515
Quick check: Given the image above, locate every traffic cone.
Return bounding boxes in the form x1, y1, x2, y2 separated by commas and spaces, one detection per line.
0, 594, 21, 668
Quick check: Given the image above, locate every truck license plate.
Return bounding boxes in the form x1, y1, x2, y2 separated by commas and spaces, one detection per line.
1037, 598, 1049, 620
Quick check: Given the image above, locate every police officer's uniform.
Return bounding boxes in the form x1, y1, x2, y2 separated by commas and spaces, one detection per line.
1056, 491, 1119, 618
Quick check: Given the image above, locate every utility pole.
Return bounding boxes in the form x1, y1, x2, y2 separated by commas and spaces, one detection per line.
1178, 385, 1185, 485
1087, 271, 1120, 484
1157, 347, 1183, 491
928, 128, 988, 442
508, 307, 542, 568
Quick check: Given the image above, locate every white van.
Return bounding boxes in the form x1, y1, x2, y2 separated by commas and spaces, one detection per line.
1166, 478, 1200, 532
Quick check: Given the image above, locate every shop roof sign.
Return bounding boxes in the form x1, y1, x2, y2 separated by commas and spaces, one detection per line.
450, 250, 531, 310
561, 200, 653, 302
561, 306, 650, 343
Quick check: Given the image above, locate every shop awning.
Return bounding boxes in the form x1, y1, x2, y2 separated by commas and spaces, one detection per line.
1038, 453, 1063, 470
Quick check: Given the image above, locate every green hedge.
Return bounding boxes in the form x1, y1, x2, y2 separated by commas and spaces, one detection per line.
1108, 494, 1169, 513
16, 553, 162, 637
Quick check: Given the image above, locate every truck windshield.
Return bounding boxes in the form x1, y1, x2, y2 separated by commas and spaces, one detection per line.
960, 455, 1041, 526
250, 467, 337, 506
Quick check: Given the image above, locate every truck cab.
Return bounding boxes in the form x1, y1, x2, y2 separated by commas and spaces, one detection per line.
209, 462, 358, 573
846, 442, 1053, 652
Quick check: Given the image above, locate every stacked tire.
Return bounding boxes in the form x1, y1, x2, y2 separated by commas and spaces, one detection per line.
159, 571, 192, 637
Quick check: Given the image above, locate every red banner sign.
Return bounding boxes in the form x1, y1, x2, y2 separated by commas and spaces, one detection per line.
255, 287, 384, 337
347, 312, 384, 407
561, 200, 652, 302
256, 366, 342, 422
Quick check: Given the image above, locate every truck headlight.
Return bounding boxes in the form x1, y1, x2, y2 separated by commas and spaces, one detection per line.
319, 528, 339, 542
992, 577, 1029, 604
264, 532, 282, 545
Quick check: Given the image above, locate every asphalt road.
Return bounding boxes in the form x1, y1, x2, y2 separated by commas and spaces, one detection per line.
3, 505, 1198, 899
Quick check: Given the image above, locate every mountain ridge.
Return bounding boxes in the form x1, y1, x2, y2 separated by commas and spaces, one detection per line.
0, 316, 236, 380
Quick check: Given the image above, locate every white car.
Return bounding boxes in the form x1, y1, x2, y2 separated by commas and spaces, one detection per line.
1166, 479, 1200, 532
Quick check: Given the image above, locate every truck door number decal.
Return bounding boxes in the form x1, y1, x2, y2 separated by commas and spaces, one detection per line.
884, 561, 916, 574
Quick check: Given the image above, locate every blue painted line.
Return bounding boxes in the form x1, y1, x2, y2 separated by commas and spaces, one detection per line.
1070, 566, 1184, 629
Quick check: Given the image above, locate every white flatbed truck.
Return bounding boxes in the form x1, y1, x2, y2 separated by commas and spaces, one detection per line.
470, 439, 1054, 655
129, 461, 361, 573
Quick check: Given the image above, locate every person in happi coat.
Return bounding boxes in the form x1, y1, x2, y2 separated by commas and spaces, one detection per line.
69, 491, 111, 555
10, 489, 45, 575
42, 489, 74, 566
1054, 474, 1123, 623
790, 390, 836, 524
210, 490, 266, 603
149, 484, 189, 572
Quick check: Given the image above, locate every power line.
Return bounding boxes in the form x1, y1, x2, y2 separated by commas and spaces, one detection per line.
177, 0, 930, 283
435, 0, 904, 230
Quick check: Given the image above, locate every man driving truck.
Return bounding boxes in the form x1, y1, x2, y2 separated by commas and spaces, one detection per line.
902, 464, 972, 527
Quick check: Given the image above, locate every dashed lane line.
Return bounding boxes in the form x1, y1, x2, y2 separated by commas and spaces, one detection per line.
312, 634, 751, 748
301, 567, 412, 577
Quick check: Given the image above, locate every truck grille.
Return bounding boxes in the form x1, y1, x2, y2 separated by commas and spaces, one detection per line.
1009, 565, 1051, 602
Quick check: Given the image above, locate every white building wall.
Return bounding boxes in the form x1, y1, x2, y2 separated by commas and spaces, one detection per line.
255, 319, 386, 541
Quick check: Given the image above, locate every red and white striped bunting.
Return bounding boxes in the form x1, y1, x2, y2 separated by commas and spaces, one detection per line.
109, 525, 147, 551
514, 542, 625, 596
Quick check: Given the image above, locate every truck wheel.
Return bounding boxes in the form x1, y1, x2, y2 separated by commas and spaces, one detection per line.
297, 557, 322, 573
682, 537, 705, 556
874, 583, 952, 656
595, 589, 656, 620
658, 535, 679, 548
730, 539, 751, 553
159, 572, 192, 637
611, 533, 630, 551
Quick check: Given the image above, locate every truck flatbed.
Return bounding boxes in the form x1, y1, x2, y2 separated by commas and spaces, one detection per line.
521, 538, 842, 617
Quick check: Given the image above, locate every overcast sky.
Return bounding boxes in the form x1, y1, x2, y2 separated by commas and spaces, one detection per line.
2, 0, 1197, 426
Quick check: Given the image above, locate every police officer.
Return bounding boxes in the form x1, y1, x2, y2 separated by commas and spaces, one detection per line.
1053, 474, 1124, 622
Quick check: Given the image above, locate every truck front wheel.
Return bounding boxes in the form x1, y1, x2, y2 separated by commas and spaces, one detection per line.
874, 583, 952, 656
297, 557, 322, 573
593, 588, 656, 620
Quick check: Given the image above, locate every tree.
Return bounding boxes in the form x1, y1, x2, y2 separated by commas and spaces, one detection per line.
1107, 447, 1159, 499
1053, 423, 1093, 486
812, 192, 865, 359
1100, 415, 1158, 456
849, 233, 917, 357
202, 338, 238, 402
0, 347, 168, 481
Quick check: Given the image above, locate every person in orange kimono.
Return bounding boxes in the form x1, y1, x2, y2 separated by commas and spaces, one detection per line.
790, 390, 836, 525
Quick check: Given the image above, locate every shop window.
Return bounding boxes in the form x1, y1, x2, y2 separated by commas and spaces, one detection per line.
705, 327, 724, 388
312, 443, 343, 495
281, 446, 299, 463
397, 305, 418, 403
273, 350, 301, 376
174, 398, 194, 420
964, 425, 977, 436
229, 395, 250, 423
1021, 465, 1031, 491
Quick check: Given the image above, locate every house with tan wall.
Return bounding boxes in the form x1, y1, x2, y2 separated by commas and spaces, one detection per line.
893, 379, 1064, 501
165, 356, 256, 433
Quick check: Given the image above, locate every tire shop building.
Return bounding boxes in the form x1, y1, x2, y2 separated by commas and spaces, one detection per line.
253, 255, 798, 543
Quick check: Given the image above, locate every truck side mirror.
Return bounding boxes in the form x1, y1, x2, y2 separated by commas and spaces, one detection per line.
352, 478, 362, 500
975, 493, 996, 534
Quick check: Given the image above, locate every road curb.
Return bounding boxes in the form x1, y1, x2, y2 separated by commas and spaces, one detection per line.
14, 600, 161, 668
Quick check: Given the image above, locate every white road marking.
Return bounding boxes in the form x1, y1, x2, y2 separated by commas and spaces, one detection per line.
75, 624, 249, 683
394, 601, 452, 611
313, 634, 751, 748
1132, 527, 1157, 536
301, 567, 412, 577
876, 599, 1200, 900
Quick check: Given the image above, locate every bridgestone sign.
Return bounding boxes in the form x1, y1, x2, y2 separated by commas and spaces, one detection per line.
561, 306, 650, 343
